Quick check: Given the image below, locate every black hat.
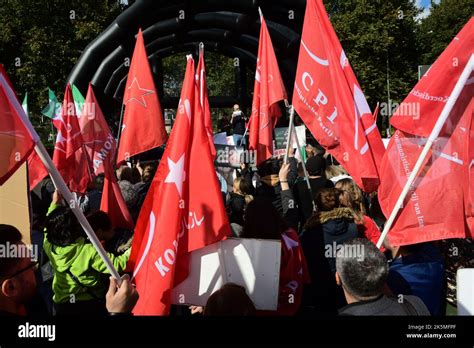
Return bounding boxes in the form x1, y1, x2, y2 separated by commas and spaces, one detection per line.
305, 155, 326, 176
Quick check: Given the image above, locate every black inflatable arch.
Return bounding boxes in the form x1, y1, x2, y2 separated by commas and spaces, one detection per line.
68, 0, 306, 121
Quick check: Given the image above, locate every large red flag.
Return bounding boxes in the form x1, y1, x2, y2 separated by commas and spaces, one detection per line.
80, 84, 134, 229
292, 0, 385, 192
116, 29, 168, 164
0, 66, 37, 185
249, 12, 288, 165
195, 47, 216, 157
52, 84, 91, 193
128, 56, 231, 315
378, 20, 474, 246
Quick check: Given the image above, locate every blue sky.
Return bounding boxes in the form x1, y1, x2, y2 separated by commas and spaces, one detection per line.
415, 0, 441, 19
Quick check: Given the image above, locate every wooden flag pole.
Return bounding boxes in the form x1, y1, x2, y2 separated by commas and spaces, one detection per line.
376, 54, 474, 249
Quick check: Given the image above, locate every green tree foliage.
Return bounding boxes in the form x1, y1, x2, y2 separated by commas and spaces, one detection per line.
418, 0, 474, 65
326, 0, 421, 109
0, 0, 121, 144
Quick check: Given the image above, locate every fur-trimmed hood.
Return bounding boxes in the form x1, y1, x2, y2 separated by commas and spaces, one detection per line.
304, 207, 355, 230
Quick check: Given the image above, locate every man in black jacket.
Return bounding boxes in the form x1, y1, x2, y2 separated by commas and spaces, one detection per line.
336, 238, 430, 316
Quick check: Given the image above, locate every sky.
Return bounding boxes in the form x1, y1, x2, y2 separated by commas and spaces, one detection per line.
415, 0, 441, 19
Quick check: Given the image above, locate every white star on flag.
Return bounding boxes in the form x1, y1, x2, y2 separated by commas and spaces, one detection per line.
165, 154, 186, 198
124, 77, 155, 107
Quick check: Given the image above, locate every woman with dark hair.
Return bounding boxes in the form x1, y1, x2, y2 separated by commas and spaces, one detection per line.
241, 163, 309, 316
299, 187, 359, 315
43, 192, 130, 316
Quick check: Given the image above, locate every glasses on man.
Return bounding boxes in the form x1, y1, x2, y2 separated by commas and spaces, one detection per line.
2, 261, 39, 281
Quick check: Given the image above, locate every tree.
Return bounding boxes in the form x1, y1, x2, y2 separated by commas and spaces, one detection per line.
418, 0, 474, 65
0, 0, 122, 145
325, 0, 421, 135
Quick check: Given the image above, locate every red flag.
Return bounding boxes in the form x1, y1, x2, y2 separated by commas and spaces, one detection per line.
0, 66, 37, 185
292, 0, 385, 192
116, 29, 168, 164
128, 56, 231, 315
100, 162, 134, 230
28, 152, 48, 190
80, 84, 116, 175
195, 47, 216, 157
80, 84, 133, 229
378, 19, 474, 246
52, 84, 91, 193
249, 12, 288, 165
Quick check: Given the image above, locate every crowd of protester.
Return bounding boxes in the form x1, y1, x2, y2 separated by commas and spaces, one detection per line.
0, 137, 471, 317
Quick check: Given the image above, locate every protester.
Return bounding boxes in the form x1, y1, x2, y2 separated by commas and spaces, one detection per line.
325, 165, 351, 184
118, 180, 139, 221
226, 177, 254, 228
0, 224, 138, 316
230, 104, 247, 146
256, 158, 297, 214
87, 210, 133, 255
133, 161, 157, 211
335, 179, 384, 250
298, 187, 359, 314
301, 188, 358, 274
43, 192, 131, 315
384, 240, 445, 316
0, 225, 38, 316
79, 180, 102, 215
292, 154, 334, 227
241, 167, 309, 315
203, 283, 256, 316
336, 238, 430, 315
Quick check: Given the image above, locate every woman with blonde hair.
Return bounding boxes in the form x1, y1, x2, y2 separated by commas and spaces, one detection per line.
335, 179, 384, 250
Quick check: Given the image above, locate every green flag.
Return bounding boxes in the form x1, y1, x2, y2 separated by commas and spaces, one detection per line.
41, 88, 61, 121
72, 84, 85, 116
22, 93, 28, 118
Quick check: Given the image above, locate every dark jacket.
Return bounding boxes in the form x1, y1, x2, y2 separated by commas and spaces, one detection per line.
339, 294, 430, 316
231, 112, 246, 135
387, 243, 445, 316
301, 208, 359, 274
256, 158, 298, 214
226, 192, 246, 226
298, 208, 359, 315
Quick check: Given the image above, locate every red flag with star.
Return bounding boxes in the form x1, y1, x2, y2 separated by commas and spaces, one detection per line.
128, 56, 231, 315
52, 84, 91, 193
249, 11, 288, 165
116, 29, 168, 164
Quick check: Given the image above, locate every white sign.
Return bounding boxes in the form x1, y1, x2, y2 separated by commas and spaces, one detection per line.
172, 238, 281, 310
